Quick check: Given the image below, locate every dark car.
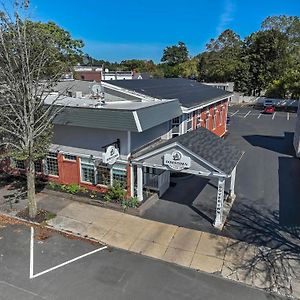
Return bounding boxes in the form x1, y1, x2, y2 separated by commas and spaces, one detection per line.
226, 116, 231, 125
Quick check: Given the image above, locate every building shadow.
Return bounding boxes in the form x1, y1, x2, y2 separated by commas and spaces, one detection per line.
160, 175, 214, 224
243, 132, 295, 156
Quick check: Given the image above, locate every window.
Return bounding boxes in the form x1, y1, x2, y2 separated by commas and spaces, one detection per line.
15, 160, 25, 170
97, 165, 110, 185
112, 163, 127, 185
205, 111, 210, 129
213, 108, 217, 129
171, 116, 181, 138
34, 161, 43, 173
220, 106, 223, 125
80, 157, 95, 184
186, 113, 193, 132
196, 110, 202, 127
45, 152, 59, 176
64, 154, 76, 161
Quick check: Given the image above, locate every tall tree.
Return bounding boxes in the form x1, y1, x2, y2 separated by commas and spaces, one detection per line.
161, 41, 189, 66
0, 1, 83, 218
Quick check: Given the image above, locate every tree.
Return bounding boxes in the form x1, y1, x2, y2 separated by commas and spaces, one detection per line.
197, 29, 242, 84
244, 29, 289, 95
161, 41, 189, 66
0, 1, 83, 219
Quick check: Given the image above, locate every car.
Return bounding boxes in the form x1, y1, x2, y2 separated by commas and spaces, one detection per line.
263, 99, 274, 107
263, 105, 275, 114
226, 116, 231, 125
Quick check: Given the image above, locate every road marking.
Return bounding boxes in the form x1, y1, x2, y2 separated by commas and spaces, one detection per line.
272, 112, 276, 120
287, 113, 290, 120
244, 110, 251, 118
258, 113, 262, 119
230, 110, 239, 116
0, 281, 46, 299
29, 227, 107, 279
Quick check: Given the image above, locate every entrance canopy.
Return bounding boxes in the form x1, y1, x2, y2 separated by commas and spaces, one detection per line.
131, 127, 243, 177
130, 127, 244, 229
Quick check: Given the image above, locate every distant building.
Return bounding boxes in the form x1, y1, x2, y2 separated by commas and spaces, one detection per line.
294, 101, 300, 157
73, 66, 150, 82
202, 82, 234, 92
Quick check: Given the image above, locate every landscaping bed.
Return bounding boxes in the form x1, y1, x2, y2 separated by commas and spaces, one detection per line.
16, 208, 56, 223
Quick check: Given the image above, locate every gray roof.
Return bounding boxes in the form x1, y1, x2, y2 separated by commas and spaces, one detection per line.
52, 99, 182, 132
132, 127, 244, 175
54, 80, 141, 101
106, 78, 233, 108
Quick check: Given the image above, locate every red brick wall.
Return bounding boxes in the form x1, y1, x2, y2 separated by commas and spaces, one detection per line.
74, 71, 102, 82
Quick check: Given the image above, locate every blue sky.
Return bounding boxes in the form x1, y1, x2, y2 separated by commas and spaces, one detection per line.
29, 0, 300, 62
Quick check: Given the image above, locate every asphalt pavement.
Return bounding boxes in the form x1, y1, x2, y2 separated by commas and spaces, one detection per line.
141, 105, 300, 247
0, 223, 282, 300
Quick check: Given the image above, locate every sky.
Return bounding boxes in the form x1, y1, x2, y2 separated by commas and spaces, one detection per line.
27, 0, 300, 63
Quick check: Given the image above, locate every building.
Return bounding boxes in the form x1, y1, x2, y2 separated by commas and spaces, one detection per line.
73, 66, 149, 82
294, 100, 300, 157
7, 78, 243, 228
202, 82, 234, 92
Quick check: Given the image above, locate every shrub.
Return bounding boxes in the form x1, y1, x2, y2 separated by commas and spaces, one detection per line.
104, 181, 126, 202
121, 197, 139, 210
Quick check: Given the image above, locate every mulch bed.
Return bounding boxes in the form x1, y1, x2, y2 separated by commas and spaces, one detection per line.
16, 208, 54, 223
0, 213, 103, 246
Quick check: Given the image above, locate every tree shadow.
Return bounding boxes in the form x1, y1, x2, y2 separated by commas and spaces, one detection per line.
217, 203, 300, 296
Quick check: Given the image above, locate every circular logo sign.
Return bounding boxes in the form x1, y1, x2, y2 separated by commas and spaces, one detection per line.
163, 150, 191, 171
103, 145, 120, 165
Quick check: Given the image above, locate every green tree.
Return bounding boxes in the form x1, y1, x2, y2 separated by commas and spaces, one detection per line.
244, 29, 289, 95
0, 1, 83, 219
197, 29, 242, 83
161, 41, 189, 66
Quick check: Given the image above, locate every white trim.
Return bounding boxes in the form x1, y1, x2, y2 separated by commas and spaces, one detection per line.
181, 96, 230, 114
133, 111, 142, 132
127, 131, 131, 158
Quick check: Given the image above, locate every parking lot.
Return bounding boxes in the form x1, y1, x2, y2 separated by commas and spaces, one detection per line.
0, 222, 278, 300
142, 105, 300, 247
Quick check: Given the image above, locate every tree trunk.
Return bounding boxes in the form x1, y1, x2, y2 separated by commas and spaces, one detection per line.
27, 157, 37, 219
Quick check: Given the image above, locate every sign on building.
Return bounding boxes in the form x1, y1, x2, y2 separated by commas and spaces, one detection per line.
103, 145, 120, 165
163, 150, 191, 171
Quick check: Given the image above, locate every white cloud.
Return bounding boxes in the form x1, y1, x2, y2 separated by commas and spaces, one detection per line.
216, 0, 236, 35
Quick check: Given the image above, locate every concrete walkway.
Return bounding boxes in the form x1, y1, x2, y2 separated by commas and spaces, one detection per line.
37, 194, 299, 298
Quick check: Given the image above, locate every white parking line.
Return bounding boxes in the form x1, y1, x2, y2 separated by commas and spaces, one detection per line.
230, 110, 239, 116
244, 111, 251, 118
258, 113, 262, 119
272, 112, 276, 120
287, 113, 290, 120
29, 227, 107, 279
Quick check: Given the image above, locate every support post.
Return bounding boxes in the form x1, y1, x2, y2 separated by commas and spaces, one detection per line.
229, 166, 236, 198
137, 165, 143, 202
130, 164, 134, 197
213, 178, 225, 229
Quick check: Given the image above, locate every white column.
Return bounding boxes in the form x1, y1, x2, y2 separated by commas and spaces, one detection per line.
137, 165, 143, 202
213, 178, 225, 229
130, 164, 134, 197
229, 166, 236, 198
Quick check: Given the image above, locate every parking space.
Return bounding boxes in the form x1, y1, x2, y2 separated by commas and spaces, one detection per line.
142, 104, 300, 247
0, 222, 276, 300
228, 106, 297, 121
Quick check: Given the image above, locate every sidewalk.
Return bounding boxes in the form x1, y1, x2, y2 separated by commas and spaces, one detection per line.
34, 193, 299, 298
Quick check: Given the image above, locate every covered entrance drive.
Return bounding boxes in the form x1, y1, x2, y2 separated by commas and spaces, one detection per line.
129, 127, 243, 229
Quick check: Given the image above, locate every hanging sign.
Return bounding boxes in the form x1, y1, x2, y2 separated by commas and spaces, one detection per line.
103, 145, 119, 165
163, 150, 191, 171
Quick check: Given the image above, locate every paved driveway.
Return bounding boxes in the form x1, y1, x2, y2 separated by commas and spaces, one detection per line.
141, 106, 300, 247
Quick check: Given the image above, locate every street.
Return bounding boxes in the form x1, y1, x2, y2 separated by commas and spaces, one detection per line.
0, 222, 282, 300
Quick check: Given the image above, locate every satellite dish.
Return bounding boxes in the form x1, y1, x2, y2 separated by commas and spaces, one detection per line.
91, 84, 102, 95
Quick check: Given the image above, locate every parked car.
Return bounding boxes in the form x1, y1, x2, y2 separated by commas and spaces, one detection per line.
263, 105, 275, 114
226, 116, 231, 125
